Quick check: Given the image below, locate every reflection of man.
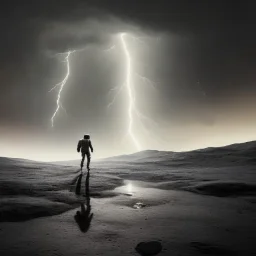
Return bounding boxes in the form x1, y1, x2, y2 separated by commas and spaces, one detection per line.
74, 172, 93, 233
77, 134, 93, 171
74, 202, 93, 233
85, 171, 90, 196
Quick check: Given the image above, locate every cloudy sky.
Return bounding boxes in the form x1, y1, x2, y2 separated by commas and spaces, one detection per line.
0, 0, 256, 161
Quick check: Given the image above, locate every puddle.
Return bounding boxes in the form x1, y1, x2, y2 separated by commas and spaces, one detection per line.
113, 180, 151, 196
112, 180, 173, 209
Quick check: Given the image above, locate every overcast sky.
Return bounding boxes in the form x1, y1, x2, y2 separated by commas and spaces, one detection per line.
0, 0, 256, 161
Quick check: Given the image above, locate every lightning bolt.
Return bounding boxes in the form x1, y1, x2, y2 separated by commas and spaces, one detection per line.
103, 45, 116, 52
107, 33, 157, 151
50, 50, 75, 127
50, 33, 156, 152
50, 44, 115, 127
135, 72, 157, 90
120, 33, 141, 151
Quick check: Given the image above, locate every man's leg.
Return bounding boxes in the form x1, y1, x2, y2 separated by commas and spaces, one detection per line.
81, 152, 85, 169
86, 153, 91, 170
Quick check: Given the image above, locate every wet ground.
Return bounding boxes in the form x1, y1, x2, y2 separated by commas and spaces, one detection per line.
0, 153, 256, 255
1, 177, 255, 255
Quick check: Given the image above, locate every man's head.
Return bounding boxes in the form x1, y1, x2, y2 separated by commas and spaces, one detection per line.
84, 134, 90, 139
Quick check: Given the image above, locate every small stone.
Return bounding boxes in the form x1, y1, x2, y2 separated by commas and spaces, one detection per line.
133, 202, 146, 209
135, 241, 162, 256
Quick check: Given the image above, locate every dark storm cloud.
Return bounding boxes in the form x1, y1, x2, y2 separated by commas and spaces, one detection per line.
1, 0, 255, 90
2, 1, 255, 49
87, 0, 256, 96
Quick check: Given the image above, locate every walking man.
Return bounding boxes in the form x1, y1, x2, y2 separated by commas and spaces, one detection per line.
77, 134, 93, 171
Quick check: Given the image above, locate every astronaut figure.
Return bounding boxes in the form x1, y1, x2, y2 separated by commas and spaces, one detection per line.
77, 134, 93, 171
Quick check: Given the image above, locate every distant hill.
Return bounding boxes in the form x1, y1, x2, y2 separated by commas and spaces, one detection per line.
53, 140, 256, 167
194, 140, 256, 153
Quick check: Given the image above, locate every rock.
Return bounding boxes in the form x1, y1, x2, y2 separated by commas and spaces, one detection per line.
133, 202, 146, 209
135, 241, 162, 256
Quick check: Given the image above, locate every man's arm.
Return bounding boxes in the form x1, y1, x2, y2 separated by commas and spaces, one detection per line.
77, 140, 81, 152
89, 140, 93, 153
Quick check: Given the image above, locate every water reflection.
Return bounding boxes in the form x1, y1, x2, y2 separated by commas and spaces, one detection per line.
127, 182, 134, 195
74, 171, 93, 232
75, 174, 83, 195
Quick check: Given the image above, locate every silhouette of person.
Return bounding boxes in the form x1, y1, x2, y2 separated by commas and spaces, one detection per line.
77, 134, 93, 171
74, 201, 93, 233
74, 172, 93, 232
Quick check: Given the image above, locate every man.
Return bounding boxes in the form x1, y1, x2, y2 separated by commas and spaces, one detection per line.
77, 134, 93, 171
